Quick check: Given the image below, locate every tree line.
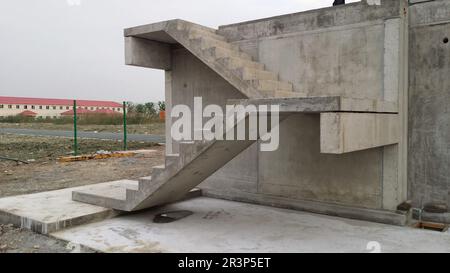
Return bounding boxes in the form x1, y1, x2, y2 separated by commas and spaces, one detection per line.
126, 101, 165, 118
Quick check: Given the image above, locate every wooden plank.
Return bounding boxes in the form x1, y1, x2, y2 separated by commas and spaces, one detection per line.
58, 152, 136, 163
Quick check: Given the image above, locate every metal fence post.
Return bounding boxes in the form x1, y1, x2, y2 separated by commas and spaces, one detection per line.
123, 101, 127, 151
73, 100, 78, 156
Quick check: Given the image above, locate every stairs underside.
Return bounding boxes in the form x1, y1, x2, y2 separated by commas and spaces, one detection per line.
125, 19, 304, 99
73, 112, 290, 211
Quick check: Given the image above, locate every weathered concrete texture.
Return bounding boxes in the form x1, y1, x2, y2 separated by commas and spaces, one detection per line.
408, 0, 450, 214
409, 0, 450, 27
125, 37, 171, 70
52, 197, 450, 253
229, 96, 398, 113
72, 180, 139, 209
202, 189, 407, 226
257, 114, 386, 209
320, 113, 399, 154
218, 1, 402, 101
256, 23, 385, 99
0, 181, 133, 234
218, 1, 401, 41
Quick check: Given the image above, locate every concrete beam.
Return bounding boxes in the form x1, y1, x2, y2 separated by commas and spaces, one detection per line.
229, 96, 398, 113
320, 113, 399, 154
125, 37, 171, 70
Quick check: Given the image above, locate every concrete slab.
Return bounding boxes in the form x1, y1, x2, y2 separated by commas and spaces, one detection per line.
229, 96, 398, 113
0, 181, 138, 234
320, 112, 400, 154
52, 197, 450, 253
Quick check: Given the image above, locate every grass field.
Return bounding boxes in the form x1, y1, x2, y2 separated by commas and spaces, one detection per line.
0, 122, 165, 135
0, 133, 159, 163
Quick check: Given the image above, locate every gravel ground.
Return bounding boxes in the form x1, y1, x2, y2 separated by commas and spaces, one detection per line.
0, 224, 88, 253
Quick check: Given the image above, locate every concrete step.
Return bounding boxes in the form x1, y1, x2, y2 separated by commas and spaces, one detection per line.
151, 165, 166, 181
191, 37, 239, 52
188, 28, 227, 42
138, 176, 152, 191
204, 46, 252, 61
165, 153, 180, 166
259, 90, 305, 98
233, 67, 278, 81
72, 180, 139, 210
217, 57, 265, 70
248, 79, 293, 92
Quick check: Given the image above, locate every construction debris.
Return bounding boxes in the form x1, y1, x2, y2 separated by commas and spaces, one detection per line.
58, 151, 137, 163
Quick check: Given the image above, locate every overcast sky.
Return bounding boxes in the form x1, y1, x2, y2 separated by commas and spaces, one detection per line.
0, 0, 359, 103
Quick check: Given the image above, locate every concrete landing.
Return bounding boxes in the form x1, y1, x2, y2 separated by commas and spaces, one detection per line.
72, 180, 139, 209
52, 197, 450, 253
0, 181, 137, 234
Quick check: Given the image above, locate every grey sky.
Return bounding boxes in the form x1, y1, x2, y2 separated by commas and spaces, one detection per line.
0, 0, 359, 103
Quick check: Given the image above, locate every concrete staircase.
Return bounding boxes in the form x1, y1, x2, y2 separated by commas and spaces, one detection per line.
72, 20, 299, 211
164, 20, 300, 99
72, 19, 401, 212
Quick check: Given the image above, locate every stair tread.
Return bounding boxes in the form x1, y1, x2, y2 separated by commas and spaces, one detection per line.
138, 176, 152, 181
205, 46, 252, 60
73, 180, 138, 202
189, 28, 226, 41
217, 57, 265, 70
192, 37, 239, 51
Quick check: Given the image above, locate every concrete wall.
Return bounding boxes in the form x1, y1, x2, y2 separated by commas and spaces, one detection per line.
151, 0, 419, 218
408, 0, 450, 209
163, 1, 406, 211
218, 0, 402, 101
169, 47, 391, 209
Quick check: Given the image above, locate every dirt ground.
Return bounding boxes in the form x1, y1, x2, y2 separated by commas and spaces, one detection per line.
0, 134, 165, 197
0, 224, 93, 253
0, 133, 165, 252
0, 122, 165, 135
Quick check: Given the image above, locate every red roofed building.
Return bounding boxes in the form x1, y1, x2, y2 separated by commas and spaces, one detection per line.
18, 110, 38, 117
0, 96, 123, 118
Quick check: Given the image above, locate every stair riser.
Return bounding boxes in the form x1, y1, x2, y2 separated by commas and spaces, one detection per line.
191, 38, 239, 52
188, 29, 226, 42
151, 167, 166, 181
165, 155, 180, 167
248, 80, 293, 92
217, 58, 265, 70
138, 177, 152, 191
204, 47, 252, 61
235, 68, 278, 81
259, 90, 303, 98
